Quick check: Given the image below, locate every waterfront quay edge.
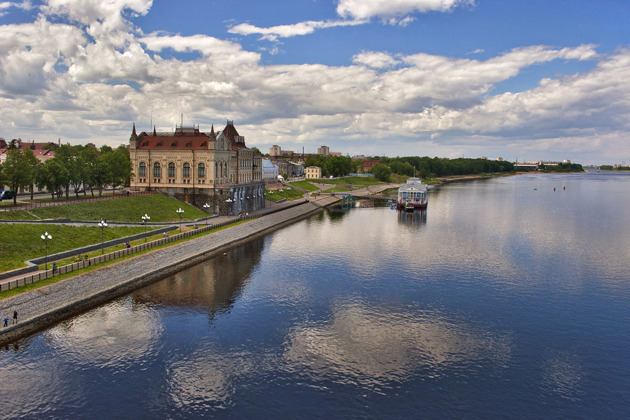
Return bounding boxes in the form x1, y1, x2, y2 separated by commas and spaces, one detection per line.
0, 195, 340, 345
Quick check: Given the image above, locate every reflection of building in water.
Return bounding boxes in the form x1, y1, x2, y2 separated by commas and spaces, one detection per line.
398, 209, 427, 227
132, 238, 265, 316
326, 208, 349, 223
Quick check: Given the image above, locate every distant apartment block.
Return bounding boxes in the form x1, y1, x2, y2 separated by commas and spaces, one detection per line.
317, 145, 330, 156
270, 145, 282, 156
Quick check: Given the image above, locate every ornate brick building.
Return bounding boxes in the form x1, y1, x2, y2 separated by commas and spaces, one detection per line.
129, 120, 263, 215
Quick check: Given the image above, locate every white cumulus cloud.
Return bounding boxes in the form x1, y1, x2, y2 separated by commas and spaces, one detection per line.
228, 19, 366, 41
337, 0, 475, 20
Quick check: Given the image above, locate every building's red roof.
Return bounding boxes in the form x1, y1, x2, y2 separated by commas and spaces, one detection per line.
219, 121, 248, 150
0, 148, 55, 161
135, 132, 211, 150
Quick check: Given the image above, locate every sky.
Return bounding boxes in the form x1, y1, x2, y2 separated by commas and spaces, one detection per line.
0, 0, 629, 165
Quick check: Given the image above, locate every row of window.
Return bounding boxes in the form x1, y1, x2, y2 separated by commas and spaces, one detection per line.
138, 162, 205, 178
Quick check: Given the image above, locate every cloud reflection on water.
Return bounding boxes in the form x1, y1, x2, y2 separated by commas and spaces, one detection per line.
541, 351, 584, 401
44, 299, 163, 370
285, 300, 512, 388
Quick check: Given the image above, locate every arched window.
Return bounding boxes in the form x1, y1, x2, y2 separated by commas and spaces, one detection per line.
198, 163, 205, 178
153, 162, 161, 177
168, 162, 175, 178
183, 162, 190, 178
138, 162, 146, 177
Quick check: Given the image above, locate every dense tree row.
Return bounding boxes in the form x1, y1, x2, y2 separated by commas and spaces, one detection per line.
304, 155, 356, 177
0, 142, 132, 204
540, 162, 584, 172
300, 154, 515, 182
367, 156, 515, 181
595, 165, 627, 171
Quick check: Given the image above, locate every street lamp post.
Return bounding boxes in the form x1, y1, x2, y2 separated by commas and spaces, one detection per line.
98, 220, 108, 254
176, 208, 184, 233
142, 213, 150, 242
203, 203, 211, 225
41, 232, 52, 270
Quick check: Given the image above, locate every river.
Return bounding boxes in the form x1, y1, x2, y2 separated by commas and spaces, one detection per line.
1, 171, 630, 418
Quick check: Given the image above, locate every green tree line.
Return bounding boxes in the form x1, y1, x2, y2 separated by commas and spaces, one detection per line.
302, 154, 516, 182
369, 156, 515, 181
304, 155, 357, 177
0, 142, 132, 204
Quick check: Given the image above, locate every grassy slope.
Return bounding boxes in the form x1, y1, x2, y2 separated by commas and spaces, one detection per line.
0, 224, 150, 272
314, 176, 382, 186
6, 194, 208, 222
265, 187, 304, 201
0, 211, 38, 220
0, 220, 251, 299
288, 181, 319, 191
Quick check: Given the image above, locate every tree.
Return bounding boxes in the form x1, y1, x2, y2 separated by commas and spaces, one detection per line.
372, 164, 392, 182
327, 155, 352, 177
36, 159, 69, 200
80, 145, 100, 197
101, 146, 132, 192
22, 148, 40, 200
2, 149, 33, 204
53, 144, 77, 199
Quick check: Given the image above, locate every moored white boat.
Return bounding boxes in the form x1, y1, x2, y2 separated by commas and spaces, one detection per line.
397, 177, 428, 210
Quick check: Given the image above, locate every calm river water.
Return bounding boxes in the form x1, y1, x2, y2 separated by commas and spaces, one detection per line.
2, 171, 630, 419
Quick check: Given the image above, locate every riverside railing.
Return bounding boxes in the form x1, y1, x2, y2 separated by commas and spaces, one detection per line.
0, 199, 311, 292
0, 217, 239, 292
0, 205, 297, 292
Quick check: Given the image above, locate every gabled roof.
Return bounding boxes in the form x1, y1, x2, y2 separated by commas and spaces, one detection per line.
217, 120, 248, 150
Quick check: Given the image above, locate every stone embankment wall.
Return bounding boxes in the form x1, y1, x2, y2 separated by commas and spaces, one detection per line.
0, 197, 339, 345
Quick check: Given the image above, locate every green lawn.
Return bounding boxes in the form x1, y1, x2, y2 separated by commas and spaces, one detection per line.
265, 187, 304, 201
0, 210, 38, 220
314, 176, 382, 186
0, 194, 208, 223
0, 224, 152, 272
289, 181, 320, 191
0, 219, 252, 300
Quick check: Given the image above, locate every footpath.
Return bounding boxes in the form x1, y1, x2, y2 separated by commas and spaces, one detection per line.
0, 195, 340, 345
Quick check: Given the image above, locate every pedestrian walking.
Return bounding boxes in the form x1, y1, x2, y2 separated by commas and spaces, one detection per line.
12, 310, 17, 324
3, 317, 8, 327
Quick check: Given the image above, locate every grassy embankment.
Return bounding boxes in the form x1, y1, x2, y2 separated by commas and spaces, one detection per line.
0, 219, 252, 300
0, 195, 209, 272
0, 224, 153, 272
314, 176, 382, 186
307, 176, 382, 194
288, 181, 319, 192
12, 193, 208, 222
264, 186, 304, 201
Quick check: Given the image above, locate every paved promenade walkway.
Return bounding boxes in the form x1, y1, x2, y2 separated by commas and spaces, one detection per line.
0, 197, 339, 344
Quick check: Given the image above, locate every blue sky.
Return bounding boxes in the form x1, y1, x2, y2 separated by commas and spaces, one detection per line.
1, 0, 629, 164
